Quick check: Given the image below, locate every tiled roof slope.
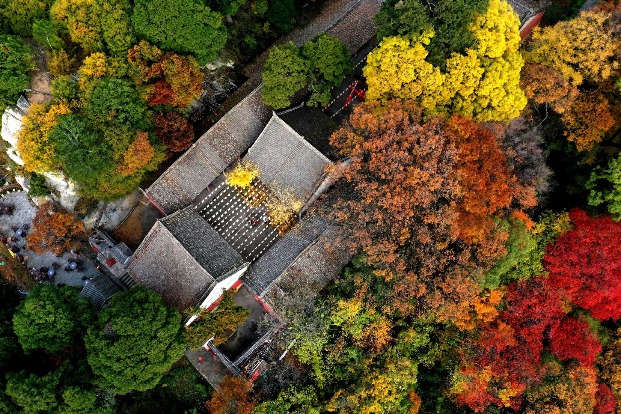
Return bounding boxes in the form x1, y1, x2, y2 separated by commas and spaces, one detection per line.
260, 225, 352, 315
245, 114, 331, 200
160, 207, 246, 278
80, 274, 121, 309
147, 86, 272, 214
127, 221, 215, 309
242, 216, 331, 295
127, 207, 244, 309
326, 0, 381, 54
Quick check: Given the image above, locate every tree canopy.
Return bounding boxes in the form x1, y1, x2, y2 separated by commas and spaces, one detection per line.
132, 0, 227, 65
85, 287, 185, 394
330, 100, 536, 320
261, 42, 310, 109
26, 201, 86, 256
364, 0, 526, 121
12, 285, 92, 354
374, 0, 489, 67
261, 36, 352, 108
0, 35, 33, 112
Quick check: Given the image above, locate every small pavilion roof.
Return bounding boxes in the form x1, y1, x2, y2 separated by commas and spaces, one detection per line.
80, 274, 121, 309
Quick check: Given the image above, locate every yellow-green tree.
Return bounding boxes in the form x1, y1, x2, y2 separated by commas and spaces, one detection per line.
364, 0, 526, 122
17, 103, 71, 173
526, 10, 620, 87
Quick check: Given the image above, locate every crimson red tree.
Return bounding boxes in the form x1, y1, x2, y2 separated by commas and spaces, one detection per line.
545, 209, 621, 321
548, 317, 602, 366
453, 277, 566, 411
595, 383, 617, 414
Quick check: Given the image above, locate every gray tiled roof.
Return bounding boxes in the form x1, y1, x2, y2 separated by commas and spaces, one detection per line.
127, 207, 245, 309
245, 114, 331, 201
127, 220, 217, 309
261, 226, 352, 315
326, 0, 381, 54
147, 86, 272, 213
80, 274, 121, 309
160, 207, 245, 278
243, 216, 331, 295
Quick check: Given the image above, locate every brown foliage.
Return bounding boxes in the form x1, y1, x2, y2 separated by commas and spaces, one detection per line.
520, 63, 579, 114
330, 101, 536, 320
153, 110, 194, 153
561, 91, 619, 152
600, 327, 621, 412
26, 202, 85, 256
523, 364, 598, 414
205, 376, 255, 414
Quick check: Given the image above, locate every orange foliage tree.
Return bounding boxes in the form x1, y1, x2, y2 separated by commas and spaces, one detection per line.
449, 116, 537, 244
560, 92, 618, 152
116, 131, 160, 176
520, 63, 578, 114
330, 101, 537, 321
26, 202, 86, 256
205, 376, 255, 414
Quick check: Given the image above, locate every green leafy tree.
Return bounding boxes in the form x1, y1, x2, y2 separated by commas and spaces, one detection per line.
301, 34, 352, 106
32, 19, 65, 50
480, 212, 572, 289
50, 0, 134, 55
88, 77, 149, 128
0, 0, 54, 36
267, 0, 296, 32
0, 286, 22, 373
51, 75, 80, 102
261, 42, 309, 109
12, 285, 93, 354
85, 287, 185, 394
5, 371, 59, 413
60, 387, 114, 414
185, 290, 250, 348
0, 35, 34, 112
28, 173, 51, 197
253, 386, 320, 414
96, 0, 135, 56
208, 0, 247, 16
479, 219, 536, 290
132, 0, 227, 65
587, 153, 621, 219
48, 114, 114, 187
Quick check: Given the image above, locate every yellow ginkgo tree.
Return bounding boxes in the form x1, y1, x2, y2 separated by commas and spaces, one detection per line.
364, 0, 526, 122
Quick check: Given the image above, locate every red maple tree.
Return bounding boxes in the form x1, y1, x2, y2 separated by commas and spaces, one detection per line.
548, 317, 602, 366
545, 209, 621, 321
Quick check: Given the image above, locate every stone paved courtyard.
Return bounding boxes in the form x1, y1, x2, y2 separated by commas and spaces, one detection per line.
0, 191, 100, 288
